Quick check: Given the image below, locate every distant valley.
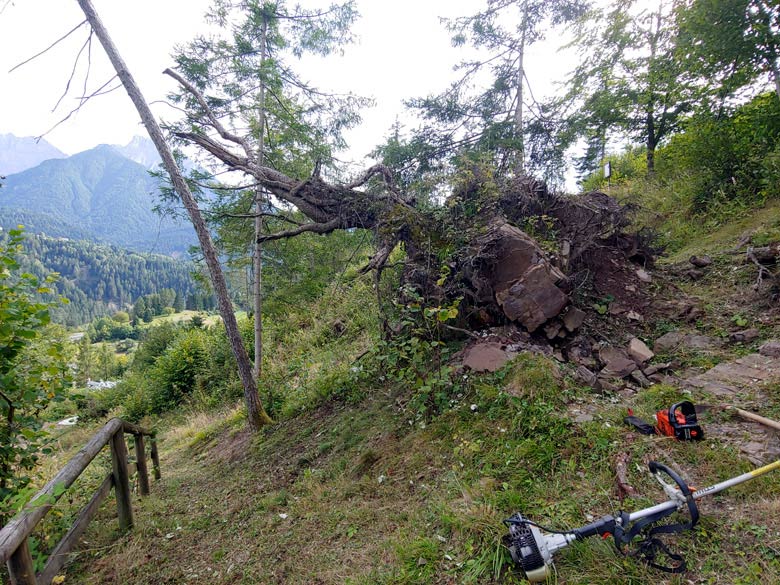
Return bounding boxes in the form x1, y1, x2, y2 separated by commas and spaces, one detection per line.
0, 134, 201, 325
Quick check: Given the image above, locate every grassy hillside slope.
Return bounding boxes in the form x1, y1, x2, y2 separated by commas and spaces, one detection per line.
57, 357, 780, 584
10, 190, 780, 584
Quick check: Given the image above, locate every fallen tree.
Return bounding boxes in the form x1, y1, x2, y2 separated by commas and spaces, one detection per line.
166, 69, 656, 341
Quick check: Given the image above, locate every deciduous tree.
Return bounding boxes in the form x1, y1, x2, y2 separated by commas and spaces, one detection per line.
564, 0, 699, 174
677, 0, 780, 104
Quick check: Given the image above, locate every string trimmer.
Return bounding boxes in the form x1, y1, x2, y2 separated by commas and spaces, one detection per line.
504, 458, 780, 582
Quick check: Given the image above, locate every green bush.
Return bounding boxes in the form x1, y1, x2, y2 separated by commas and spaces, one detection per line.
0, 228, 69, 520
145, 329, 208, 414
660, 92, 780, 210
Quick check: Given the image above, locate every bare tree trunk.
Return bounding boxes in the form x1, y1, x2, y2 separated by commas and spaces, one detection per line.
757, 0, 780, 103
512, 0, 529, 176
75, 0, 271, 431
645, 1, 662, 177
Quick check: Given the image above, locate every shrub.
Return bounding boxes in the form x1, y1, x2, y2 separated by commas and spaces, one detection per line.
0, 228, 69, 520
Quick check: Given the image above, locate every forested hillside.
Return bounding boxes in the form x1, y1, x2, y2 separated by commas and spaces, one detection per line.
18, 234, 196, 325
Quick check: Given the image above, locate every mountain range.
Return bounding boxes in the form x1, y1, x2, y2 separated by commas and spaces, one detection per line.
0, 133, 66, 176
0, 135, 194, 254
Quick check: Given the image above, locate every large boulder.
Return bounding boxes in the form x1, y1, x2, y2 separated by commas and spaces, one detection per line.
488, 221, 569, 332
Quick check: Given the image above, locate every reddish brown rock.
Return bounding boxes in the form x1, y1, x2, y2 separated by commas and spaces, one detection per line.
495, 264, 569, 332
489, 222, 569, 332
598, 346, 637, 378
654, 331, 685, 353
561, 307, 586, 332
729, 329, 760, 344
689, 255, 713, 267
759, 340, 780, 357
628, 338, 654, 364
461, 342, 515, 373
544, 321, 562, 340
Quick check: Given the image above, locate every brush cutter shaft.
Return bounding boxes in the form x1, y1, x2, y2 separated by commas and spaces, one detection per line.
628, 459, 780, 523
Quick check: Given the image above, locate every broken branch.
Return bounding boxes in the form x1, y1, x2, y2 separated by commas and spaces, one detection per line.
616, 451, 637, 501
9, 20, 88, 73
257, 218, 341, 243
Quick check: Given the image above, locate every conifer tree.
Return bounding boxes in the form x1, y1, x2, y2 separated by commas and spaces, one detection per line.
168, 0, 367, 381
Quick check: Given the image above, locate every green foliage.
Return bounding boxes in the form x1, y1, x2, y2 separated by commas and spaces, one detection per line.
661, 92, 780, 209
131, 288, 192, 325
112, 310, 130, 323
74, 334, 94, 386
131, 322, 180, 370
0, 227, 69, 520
168, 0, 368, 240
146, 329, 209, 413
259, 227, 372, 317
583, 92, 780, 252
677, 0, 780, 104
87, 316, 136, 343
396, 0, 588, 187
361, 285, 462, 420
580, 146, 646, 191
565, 0, 702, 175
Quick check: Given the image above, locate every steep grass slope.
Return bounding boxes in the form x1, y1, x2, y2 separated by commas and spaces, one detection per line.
59, 352, 780, 584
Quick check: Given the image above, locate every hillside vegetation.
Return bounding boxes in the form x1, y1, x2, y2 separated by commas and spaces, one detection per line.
11, 189, 780, 583
18, 234, 196, 326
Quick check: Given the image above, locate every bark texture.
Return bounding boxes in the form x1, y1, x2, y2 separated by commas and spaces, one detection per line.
76, 0, 271, 431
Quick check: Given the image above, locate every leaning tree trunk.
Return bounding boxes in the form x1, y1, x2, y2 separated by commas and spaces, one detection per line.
76, 0, 272, 431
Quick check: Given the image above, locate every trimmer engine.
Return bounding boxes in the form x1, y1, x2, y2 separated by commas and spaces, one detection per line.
503, 515, 550, 582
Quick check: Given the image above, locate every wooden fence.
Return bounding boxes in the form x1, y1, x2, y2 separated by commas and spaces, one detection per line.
0, 418, 160, 585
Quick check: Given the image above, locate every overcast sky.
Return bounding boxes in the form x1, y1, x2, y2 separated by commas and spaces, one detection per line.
0, 0, 576, 168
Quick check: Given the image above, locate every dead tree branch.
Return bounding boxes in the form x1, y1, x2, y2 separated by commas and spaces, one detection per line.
615, 451, 637, 501
163, 68, 254, 159
9, 20, 87, 73
52, 30, 93, 112
38, 75, 119, 140
747, 246, 775, 289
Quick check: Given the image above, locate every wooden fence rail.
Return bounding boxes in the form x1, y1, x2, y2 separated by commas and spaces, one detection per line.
0, 418, 160, 585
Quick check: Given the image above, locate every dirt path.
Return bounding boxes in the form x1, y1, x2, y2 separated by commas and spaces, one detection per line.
682, 349, 780, 464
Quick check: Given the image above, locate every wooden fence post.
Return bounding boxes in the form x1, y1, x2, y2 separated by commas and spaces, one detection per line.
133, 434, 150, 496
150, 434, 161, 480
7, 538, 36, 585
110, 431, 134, 531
